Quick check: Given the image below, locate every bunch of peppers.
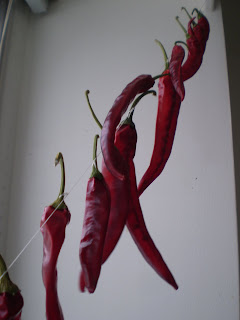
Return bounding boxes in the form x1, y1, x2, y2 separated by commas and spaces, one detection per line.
0, 6, 209, 320
79, 7, 209, 294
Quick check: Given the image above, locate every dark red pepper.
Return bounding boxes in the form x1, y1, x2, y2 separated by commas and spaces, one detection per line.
169, 43, 185, 101
80, 92, 131, 292
79, 135, 111, 294
40, 153, 71, 320
138, 42, 182, 197
181, 7, 209, 54
176, 16, 203, 81
81, 90, 177, 290
100, 74, 155, 181
192, 8, 210, 45
0, 255, 24, 320
118, 109, 178, 290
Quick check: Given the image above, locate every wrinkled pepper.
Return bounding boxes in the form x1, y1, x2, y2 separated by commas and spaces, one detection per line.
82, 90, 178, 291
138, 41, 182, 196
0, 255, 24, 320
40, 152, 71, 320
120, 106, 178, 290
79, 135, 111, 294
175, 16, 203, 81
100, 74, 155, 181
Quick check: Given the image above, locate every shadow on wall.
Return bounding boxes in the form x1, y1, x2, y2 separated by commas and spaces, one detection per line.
221, 0, 240, 290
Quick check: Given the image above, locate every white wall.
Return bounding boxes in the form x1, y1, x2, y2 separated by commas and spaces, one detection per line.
1, 0, 239, 319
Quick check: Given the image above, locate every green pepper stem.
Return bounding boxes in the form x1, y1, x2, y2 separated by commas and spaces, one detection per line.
175, 16, 190, 39
175, 40, 189, 50
85, 90, 103, 130
130, 90, 156, 111
50, 152, 67, 210
181, 7, 196, 26
121, 90, 156, 127
0, 255, 19, 295
90, 134, 103, 180
155, 39, 169, 70
192, 8, 203, 19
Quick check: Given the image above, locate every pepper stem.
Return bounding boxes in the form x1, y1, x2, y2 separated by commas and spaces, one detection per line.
50, 152, 67, 210
175, 40, 189, 50
90, 134, 103, 180
155, 39, 169, 70
85, 90, 103, 130
121, 90, 156, 127
175, 16, 190, 39
130, 90, 156, 112
0, 255, 19, 295
192, 8, 203, 19
181, 7, 196, 26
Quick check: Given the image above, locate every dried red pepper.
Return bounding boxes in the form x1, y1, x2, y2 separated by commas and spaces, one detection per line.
40, 152, 71, 320
82, 91, 178, 291
80, 92, 131, 292
0, 255, 24, 320
169, 43, 185, 101
119, 107, 178, 290
79, 134, 111, 294
138, 41, 182, 196
100, 74, 155, 181
181, 7, 209, 54
192, 8, 210, 45
175, 16, 203, 81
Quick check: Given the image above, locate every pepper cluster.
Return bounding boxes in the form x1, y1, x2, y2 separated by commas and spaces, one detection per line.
79, 7, 209, 294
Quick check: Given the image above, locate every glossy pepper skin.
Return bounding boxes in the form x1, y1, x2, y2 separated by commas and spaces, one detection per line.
0, 255, 24, 320
100, 74, 155, 181
40, 153, 71, 320
169, 44, 185, 101
79, 135, 111, 294
138, 73, 181, 196
119, 112, 178, 290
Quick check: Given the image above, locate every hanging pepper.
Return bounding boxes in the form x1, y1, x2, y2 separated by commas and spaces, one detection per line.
79, 135, 111, 294
40, 152, 71, 320
80, 92, 131, 293
0, 255, 24, 320
181, 7, 209, 54
175, 16, 203, 81
119, 106, 178, 290
169, 43, 185, 101
100, 74, 155, 181
138, 41, 182, 197
192, 8, 210, 45
81, 90, 178, 291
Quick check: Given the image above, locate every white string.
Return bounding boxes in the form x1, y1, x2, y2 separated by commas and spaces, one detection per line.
0, 151, 102, 280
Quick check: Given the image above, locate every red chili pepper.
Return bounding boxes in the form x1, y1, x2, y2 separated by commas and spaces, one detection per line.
138, 41, 182, 197
181, 7, 209, 54
80, 92, 131, 293
192, 8, 210, 44
100, 74, 155, 181
175, 16, 203, 81
119, 108, 178, 290
169, 43, 185, 101
81, 90, 177, 290
40, 153, 71, 320
0, 255, 24, 320
79, 135, 111, 294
